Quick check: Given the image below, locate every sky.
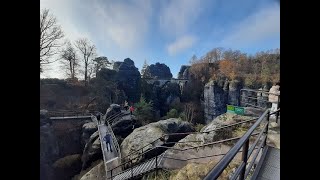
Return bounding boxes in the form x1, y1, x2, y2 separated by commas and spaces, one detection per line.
40, 0, 280, 79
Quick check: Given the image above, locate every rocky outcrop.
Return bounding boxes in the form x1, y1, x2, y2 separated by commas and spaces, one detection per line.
204, 80, 228, 123
114, 58, 141, 103
52, 154, 82, 180
144, 62, 172, 79
162, 113, 253, 170
81, 122, 98, 147
79, 161, 106, 180
81, 131, 102, 170
178, 65, 191, 79
204, 79, 244, 123
228, 80, 242, 106
105, 104, 121, 118
120, 118, 194, 165
112, 114, 137, 138
158, 83, 181, 116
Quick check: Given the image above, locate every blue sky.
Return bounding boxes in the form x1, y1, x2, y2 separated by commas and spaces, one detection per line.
40, 0, 280, 78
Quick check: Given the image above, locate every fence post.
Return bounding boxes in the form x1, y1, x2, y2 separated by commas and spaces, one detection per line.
110, 169, 113, 180
155, 155, 158, 178
239, 140, 249, 180
264, 111, 270, 147
131, 160, 133, 178
276, 95, 280, 123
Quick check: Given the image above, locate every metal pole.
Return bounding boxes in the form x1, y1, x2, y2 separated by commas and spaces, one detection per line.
131, 160, 133, 178
155, 155, 158, 178
239, 140, 249, 180
276, 96, 280, 123
110, 169, 113, 180
264, 111, 270, 147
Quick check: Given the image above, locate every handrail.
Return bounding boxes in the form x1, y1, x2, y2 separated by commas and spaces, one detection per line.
119, 116, 259, 163
203, 109, 275, 180
108, 131, 261, 180
108, 118, 261, 174
106, 120, 122, 160
240, 88, 280, 96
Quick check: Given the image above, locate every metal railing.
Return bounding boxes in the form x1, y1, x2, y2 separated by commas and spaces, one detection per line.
240, 88, 280, 123
48, 110, 94, 118
107, 117, 262, 180
203, 108, 280, 180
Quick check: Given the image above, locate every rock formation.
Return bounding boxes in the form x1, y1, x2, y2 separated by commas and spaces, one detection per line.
178, 65, 191, 79
114, 58, 141, 103
120, 118, 194, 165
144, 62, 172, 79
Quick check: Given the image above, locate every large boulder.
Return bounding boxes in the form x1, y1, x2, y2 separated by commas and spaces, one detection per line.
144, 62, 173, 79
111, 114, 137, 138
79, 161, 106, 180
114, 58, 141, 103
120, 118, 194, 165
162, 113, 253, 170
81, 122, 98, 147
105, 104, 121, 118
52, 154, 82, 180
81, 131, 102, 170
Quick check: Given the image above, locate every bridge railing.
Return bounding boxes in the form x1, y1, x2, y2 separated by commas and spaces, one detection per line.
48, 110, 94, 118
107, 116, 262, 179
240, 88, 280, 122
203, 108, 280, 180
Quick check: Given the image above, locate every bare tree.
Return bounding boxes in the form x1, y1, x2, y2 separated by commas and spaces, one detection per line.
184, 103, 195, 123
40, 9, 64, 73
60, 41, 78, 80
75, 38, 96, 86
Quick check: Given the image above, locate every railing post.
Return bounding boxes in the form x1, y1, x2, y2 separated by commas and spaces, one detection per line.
276, 96, 280, 123
110, 169, 113, 180
155, 155, 158, 178
239, 140, 249, 180
131, 160, 133, 178
264, 111, 270, 147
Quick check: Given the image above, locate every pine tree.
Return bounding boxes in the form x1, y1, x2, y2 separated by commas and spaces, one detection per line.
141, 59, 150, 78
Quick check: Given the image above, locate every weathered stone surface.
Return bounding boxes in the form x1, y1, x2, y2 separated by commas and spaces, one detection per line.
52, 154, 82, 180
79, 161, 106, 180
178, 65, 191, 79
204, 80, 228, 123
120, 118, 194, 165
114, 58, 141, 103
81, 122, 98, 147
144, 62, 173, 79
81, 131, 102, 170
105, 104, 121, 118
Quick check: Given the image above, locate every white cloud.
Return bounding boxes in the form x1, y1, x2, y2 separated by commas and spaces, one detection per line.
220, 3, 280, 47
91, 0, 152, 50
40, 0, 153, 78
167, 35, 197, 55
159, 0, 206, 36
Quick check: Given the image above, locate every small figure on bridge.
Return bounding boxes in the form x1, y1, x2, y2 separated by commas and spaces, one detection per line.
124, 100, 129, 111
96, 112, 101, 124
129, 105, 135, 115
103, 134, 113, 152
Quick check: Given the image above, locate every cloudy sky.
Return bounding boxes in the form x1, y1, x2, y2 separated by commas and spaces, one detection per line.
40, 0, 280, 79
